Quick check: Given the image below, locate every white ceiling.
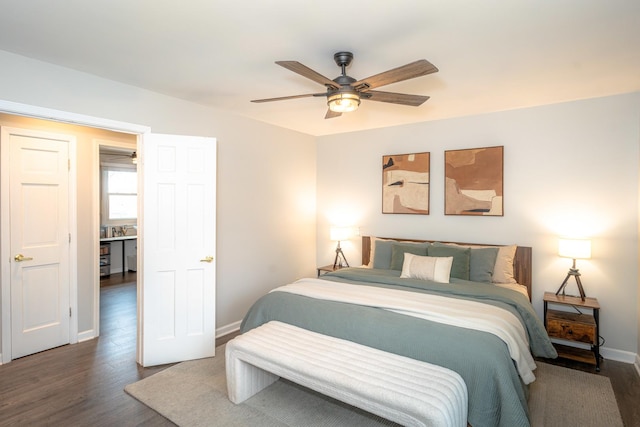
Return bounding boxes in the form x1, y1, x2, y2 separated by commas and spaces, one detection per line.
1, 1, 639, 136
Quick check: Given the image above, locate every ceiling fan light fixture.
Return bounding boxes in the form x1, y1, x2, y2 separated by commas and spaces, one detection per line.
254, 53, 438, 119
327, 91, 360, 113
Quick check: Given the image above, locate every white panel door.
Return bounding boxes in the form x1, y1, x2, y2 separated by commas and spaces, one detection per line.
140, 133, 216, 366
5, 128, 71, 359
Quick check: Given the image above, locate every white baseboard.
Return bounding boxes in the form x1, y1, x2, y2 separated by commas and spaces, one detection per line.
77, 322, 241, 344
1, 332, 96, 365
216, 320, 241, 339
600, 346, 637, 364
1, 323, 240, 366
51, 320, 640, 372
77, 329, 96, 342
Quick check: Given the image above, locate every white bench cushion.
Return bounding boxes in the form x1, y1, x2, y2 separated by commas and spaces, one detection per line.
226, 321, 468, 427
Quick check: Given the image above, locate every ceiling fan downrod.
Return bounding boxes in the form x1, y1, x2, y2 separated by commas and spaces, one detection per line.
333, 51, 354, 77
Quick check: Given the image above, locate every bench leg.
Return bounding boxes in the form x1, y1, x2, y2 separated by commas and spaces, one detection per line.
226, 347, 280, 404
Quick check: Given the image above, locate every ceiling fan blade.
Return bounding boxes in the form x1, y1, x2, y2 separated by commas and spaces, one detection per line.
364, 90, 430, 106
276, 61, 341, 90
353, 60, 438, 91
251, 93, 326, 103
325, 109, 342, 119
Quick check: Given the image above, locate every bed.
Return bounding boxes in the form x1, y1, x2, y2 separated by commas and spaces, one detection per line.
240, 236, 557, 427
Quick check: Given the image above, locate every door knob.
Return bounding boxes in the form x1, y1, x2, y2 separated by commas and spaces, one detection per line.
200, 256, 214, 263
14, 254, 34, 262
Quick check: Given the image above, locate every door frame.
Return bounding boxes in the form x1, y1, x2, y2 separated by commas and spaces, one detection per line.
0, 99, 150, 364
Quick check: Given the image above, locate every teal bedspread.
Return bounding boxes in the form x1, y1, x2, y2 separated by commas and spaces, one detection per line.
241, 267, 557, 427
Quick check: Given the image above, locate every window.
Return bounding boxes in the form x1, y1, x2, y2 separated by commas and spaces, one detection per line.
102, 167, 137, 223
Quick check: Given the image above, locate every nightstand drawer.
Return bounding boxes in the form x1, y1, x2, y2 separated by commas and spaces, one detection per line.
546, 309, 596, 344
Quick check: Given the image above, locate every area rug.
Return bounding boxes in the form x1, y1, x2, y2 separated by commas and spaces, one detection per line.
125, 346, 622, 427
527, 361, 622, 427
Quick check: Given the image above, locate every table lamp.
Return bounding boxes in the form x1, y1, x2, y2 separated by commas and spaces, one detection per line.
555, 238, 591, 301
330, 226, 356, 269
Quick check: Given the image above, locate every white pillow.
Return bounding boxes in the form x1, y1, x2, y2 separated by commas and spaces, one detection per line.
492, 245, 517, 284
400, 253, 453, 283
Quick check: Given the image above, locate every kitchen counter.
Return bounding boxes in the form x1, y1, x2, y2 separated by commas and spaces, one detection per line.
100, 235, 137, 242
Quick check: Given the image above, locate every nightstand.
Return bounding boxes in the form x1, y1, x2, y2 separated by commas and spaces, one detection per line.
316, 264, 344, 277
543, 292, 601, 371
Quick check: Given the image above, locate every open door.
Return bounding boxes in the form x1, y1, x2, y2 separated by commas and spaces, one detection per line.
138, 133, 216, 366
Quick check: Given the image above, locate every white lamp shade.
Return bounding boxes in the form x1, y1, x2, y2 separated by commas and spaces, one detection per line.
558, 238, 591, 259
330, 226, 357, 241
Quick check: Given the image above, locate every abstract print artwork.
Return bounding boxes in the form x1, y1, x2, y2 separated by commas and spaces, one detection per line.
382, 152, 430, 214
445, 146, 503, 216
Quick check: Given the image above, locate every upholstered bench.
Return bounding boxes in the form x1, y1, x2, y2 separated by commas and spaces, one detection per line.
225, 321, 468, 427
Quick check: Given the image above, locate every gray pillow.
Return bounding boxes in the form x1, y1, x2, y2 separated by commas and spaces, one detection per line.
372, 240, 397, 269
469, 247, 499, 283
428, 243, 471, 280
390, 243, 430, 271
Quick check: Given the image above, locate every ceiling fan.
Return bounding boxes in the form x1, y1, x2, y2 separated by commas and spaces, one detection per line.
251, 52, 439, 119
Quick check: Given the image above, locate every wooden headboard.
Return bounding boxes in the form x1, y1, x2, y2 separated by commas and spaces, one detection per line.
361, 236, 532, 300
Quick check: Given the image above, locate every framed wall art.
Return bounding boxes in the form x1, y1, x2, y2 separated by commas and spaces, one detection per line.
382, 152, 430, 215
445, 146, 503, 216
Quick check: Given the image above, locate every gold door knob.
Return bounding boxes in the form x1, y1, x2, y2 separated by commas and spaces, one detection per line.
200, 256, 214, 263
14, 254, 34, 262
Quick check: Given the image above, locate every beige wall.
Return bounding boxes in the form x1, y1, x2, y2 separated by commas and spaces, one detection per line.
316, 93, 640, 361
0, 50, 317, 354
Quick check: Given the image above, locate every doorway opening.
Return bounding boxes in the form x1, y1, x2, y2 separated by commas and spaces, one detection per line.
1, 100, 217, 367
98, 145, 138, 287
0, 105, 146, 364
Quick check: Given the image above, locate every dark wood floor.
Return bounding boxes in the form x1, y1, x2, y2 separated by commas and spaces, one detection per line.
0, 273, 176, 426
0, 274, 638, 426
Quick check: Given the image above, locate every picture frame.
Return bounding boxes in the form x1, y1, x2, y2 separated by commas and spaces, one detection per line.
382, 152, 430, 215
445, 146, 503, 216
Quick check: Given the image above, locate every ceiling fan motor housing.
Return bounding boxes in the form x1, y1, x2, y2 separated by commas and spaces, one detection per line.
333, 51, 354, 68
